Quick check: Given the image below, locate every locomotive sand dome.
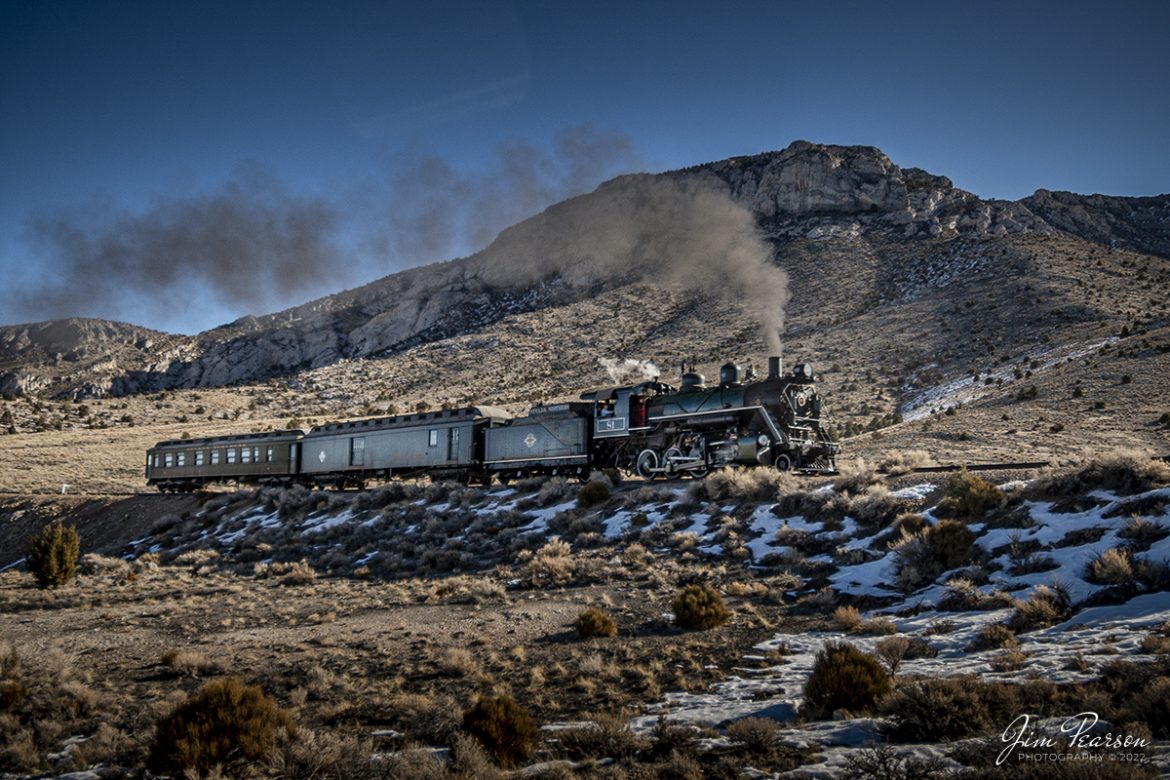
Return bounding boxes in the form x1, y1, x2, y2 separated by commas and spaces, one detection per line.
583, 355, 839, 478
146, 355, 838, 491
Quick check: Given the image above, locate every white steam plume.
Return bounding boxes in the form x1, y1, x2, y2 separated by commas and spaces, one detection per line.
599, 357, 661, 385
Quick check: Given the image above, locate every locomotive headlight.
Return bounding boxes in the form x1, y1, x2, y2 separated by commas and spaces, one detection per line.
757, 434, 770, 448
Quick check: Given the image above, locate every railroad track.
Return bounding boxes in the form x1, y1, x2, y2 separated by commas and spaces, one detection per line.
4, 457, 1167, 497
904, 460, 1053, 474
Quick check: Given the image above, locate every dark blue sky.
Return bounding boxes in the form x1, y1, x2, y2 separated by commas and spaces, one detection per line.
2, 0, 1167, 334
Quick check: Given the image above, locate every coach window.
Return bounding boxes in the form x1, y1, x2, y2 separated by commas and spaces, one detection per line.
350, 436, 365, 466
428, 429, 438, 447
253, 447, 261, 462
227, 448, 237, 464
211, 449, 221, 465
176, 452, 186, 467
164, 453, 173, 467
152, 454, 159, 468
266, 446, 274, 463
195, 450, 204, 466
241, 447, 252, 464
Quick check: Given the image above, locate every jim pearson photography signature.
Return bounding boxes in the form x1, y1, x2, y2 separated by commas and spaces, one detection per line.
998, 712, 1152, 765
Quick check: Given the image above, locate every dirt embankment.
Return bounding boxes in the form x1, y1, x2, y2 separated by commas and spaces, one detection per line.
0, 494, 201, 568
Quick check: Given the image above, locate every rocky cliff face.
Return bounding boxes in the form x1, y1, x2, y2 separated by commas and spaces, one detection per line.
1022, 189, 1170, 259
4, 141, 1168, 398
0, 319, 194, 398
688, 141, 1052, 238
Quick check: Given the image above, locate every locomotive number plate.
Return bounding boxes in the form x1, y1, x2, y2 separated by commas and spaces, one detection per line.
596, 417, 627, 432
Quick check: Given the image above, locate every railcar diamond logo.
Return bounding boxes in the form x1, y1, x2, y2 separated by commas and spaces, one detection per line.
524, 433, 537, 448
318, 450, 326, 463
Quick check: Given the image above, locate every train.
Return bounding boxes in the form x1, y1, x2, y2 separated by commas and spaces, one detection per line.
146, 356, 839, 492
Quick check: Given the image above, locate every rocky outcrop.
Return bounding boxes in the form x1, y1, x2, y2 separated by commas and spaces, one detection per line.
688, 141, 1052, 239
1022, 189, 1170, 259
0, 319, 194, 398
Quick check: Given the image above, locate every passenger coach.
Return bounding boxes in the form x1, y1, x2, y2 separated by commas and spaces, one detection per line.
146, 429, 304, 492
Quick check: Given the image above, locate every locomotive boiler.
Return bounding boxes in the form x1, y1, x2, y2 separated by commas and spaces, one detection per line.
584, 356, 838, 478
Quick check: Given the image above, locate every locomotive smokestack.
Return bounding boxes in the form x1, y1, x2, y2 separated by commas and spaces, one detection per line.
768, 356, 781, 379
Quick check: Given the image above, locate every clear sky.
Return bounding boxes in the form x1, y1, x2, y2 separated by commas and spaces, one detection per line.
2, 0, 1167, 334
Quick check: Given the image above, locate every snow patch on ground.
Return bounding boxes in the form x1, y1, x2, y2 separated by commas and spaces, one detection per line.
900, 336, 1119, 421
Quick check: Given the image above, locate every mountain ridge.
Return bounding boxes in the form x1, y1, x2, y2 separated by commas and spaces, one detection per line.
2, 140, 1168, 400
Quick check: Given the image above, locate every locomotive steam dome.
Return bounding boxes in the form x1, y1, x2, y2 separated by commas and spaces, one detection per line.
679, 372, 707, 392
719, 362, 745, 386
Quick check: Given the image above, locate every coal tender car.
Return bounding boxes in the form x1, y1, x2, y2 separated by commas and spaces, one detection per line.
483, 402, 593, 483
145, 356, 837, 491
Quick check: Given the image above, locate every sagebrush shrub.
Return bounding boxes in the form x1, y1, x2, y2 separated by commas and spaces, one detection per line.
726, 716, 781, 753
896, 520, 978, 591
883, 676, 997, 741
893, 512, 928, 536
554, 713, 646, 761
672, 584, 730, 630
574, 607, 618, 638
279, 560, 317, 585
927, 520, 977, 570
1031, 451, 1170, 499
1118, 516, 1169, 547
804, 642, 891, 719
148, 677, 294, 774
874, 635, 937, 674
1088, 547, 1135, 586
525, 537, 576, 585
1007, 584, 1072, 633
576, 480, 611, 509
27, 520, 80, 589
461, 694, 539, 767
877, 449, 936, 476
943, 471, 1003, 519
832, 605, 862, 631
967, 623, 1018, 652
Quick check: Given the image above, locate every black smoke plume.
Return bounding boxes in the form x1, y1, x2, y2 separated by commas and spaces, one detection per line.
366, 123, 640, 265
12, 164, 340, 332
7, 125, 641, 334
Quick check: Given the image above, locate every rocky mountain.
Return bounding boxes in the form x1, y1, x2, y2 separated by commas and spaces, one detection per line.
2, 140, 1168, 400
0, 319, 194, 398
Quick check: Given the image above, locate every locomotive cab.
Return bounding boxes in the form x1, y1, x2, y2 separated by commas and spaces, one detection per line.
583, 381, 672, 438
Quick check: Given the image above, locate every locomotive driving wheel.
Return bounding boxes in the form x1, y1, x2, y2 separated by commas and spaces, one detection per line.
663, 446, 684, 477
774, 454, 792, 472
688, 446, 709, 478
635, 449, 660, 480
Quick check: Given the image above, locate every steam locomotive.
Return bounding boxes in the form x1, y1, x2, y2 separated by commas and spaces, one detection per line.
146, 357, 838, 492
